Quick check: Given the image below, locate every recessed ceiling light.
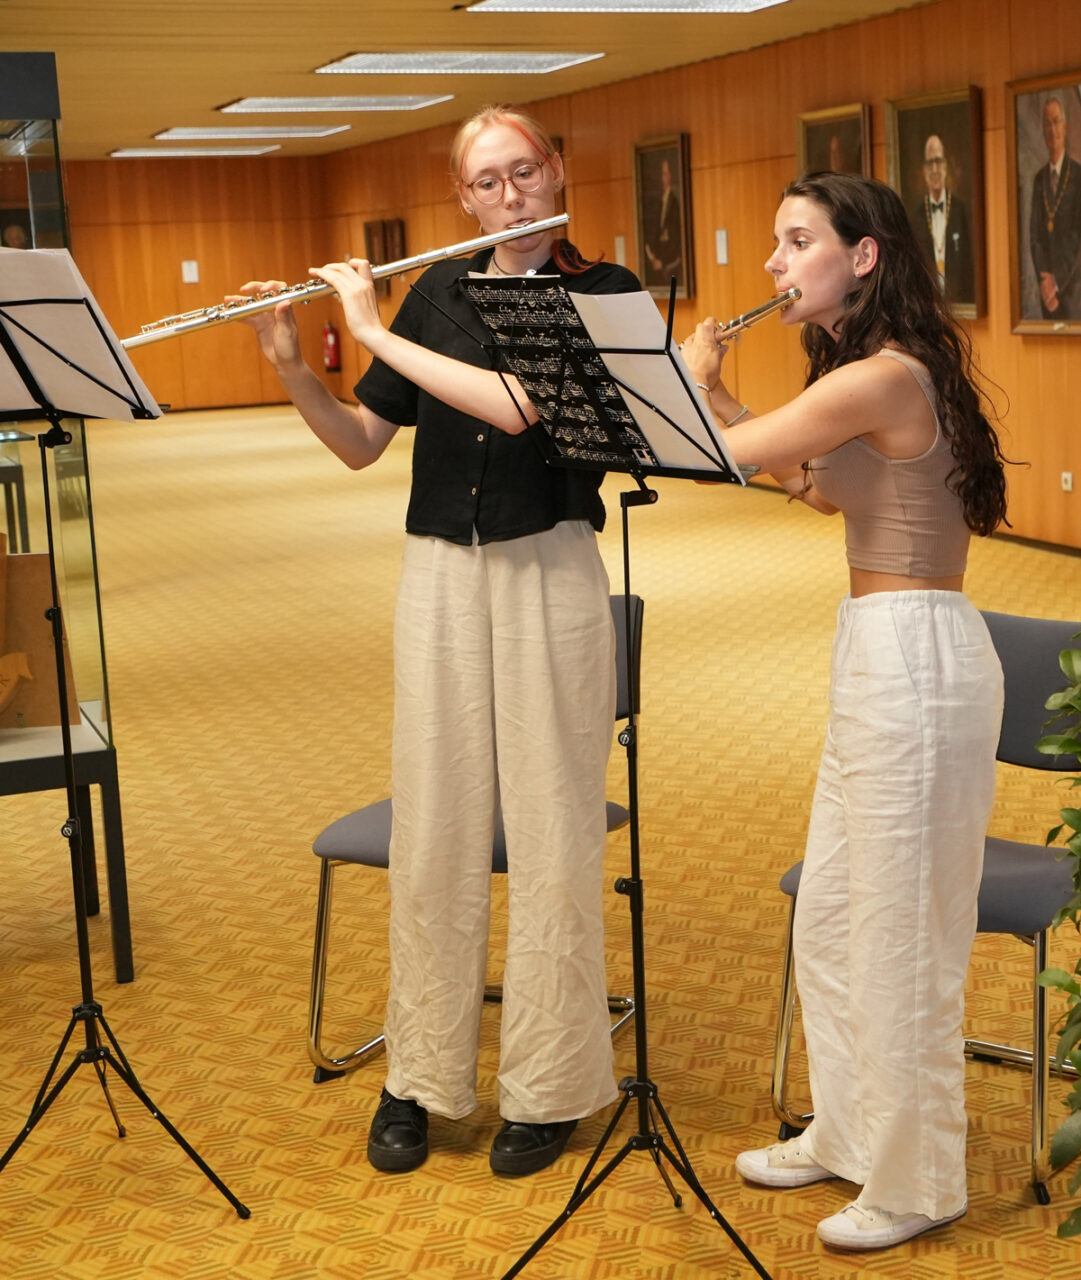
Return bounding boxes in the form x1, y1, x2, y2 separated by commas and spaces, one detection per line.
469, 1, 788, 11
220, 95, 454, 113
316, 51, 604, 74
110, 146, 281, 158
155, 126, 351, 140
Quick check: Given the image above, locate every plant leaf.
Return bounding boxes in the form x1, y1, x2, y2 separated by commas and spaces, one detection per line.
1050, 1110, 1081, 1169
1038, 734, 1081, 759
1058, 1205, 1081, 1238
1061, 649, 1081, 683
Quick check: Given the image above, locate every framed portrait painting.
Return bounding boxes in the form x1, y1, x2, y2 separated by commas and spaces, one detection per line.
1007, 71, 1081, 334
797, 103, 870, 177
633, 133, 694, 301
886, 86, 985, 318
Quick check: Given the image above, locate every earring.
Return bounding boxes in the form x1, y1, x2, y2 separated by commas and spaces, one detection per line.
854, 269, 862, 278
465, 206, 474, 215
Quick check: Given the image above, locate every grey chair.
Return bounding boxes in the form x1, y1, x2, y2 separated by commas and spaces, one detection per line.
307, 593, 643, 1082
770, 610, 1080, 1204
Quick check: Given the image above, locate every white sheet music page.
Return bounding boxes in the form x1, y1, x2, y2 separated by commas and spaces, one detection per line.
568, 289, 741, 480
0, 248, 161, 422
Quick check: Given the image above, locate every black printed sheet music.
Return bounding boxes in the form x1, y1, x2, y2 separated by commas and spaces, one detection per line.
460, 273, 743, 484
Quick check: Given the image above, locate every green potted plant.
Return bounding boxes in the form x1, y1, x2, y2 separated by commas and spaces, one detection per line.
1035, 642, 1081, 1237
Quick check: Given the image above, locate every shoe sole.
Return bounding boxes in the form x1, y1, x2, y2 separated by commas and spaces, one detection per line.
489, 1146, 566, 1176
817, 1204, 967, 1251
490, 1123, 576, 1177
367, 1140, 428, 1173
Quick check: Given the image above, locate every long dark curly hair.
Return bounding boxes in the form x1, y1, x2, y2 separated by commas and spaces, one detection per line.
784, 172, 1008, 536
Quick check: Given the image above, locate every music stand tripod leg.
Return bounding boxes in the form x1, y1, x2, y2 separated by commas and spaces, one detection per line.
0, 416, 249, 1219
499, 492, 771, 1280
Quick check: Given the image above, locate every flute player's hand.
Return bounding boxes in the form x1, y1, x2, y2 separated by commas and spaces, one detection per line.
229, 280, 305, 374
309, 258, 384, 351
680, 318, 728, 393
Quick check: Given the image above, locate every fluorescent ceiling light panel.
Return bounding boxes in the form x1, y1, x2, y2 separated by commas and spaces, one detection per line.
156, 125, 350, 140
110, 146, 281, 157
316, 51, 603, 74
469, 1, 788, 12
220, 95, 453, 113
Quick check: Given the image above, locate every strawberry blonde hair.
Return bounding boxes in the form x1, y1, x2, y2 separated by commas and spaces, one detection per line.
449, 103, 597, 274
450, 103, 558, 184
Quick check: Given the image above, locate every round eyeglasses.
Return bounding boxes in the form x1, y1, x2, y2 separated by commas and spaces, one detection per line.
465, 161, 547, 206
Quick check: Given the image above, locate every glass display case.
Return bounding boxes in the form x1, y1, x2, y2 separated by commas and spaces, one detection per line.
1, 53, 109, 746
1, 422, 111, 744
0, 53, 131, 983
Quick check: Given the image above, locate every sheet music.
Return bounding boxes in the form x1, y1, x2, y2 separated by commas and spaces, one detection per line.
0, 248, 161, 422
460, 275, 741, 482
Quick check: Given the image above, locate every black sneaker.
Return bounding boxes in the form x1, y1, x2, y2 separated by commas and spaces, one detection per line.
367, 1088, 428, 1173
489, 1119, 577, 1176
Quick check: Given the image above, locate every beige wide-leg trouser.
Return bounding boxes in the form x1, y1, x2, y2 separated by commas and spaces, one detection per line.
384, 521, 618, 1123
796, 590, 1003, 1220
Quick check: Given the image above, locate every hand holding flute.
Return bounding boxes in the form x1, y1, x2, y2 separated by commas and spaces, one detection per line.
680, 288, 801, 427
227, 254, 385, 380
227, 276, 303, 376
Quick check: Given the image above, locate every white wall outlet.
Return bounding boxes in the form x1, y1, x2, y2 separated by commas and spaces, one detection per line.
1063, 471, 1074, 492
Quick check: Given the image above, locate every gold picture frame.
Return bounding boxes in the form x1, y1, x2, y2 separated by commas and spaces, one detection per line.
885, 86, 985, 318
633, 133, 694, 301
1006, 70, 1081, 334
797, 103, 871, 177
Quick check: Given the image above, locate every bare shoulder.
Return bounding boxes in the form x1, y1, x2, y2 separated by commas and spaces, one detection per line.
803, 351, 929, 421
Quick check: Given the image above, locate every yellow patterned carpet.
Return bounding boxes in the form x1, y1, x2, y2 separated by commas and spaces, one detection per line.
2, 405, 1081, 1279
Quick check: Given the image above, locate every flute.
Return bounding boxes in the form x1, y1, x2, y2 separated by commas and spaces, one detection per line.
121, 213, 571, 349
714, 287, 801, 339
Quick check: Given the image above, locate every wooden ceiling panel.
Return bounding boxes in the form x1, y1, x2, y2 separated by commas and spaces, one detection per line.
2, 0, 931, 159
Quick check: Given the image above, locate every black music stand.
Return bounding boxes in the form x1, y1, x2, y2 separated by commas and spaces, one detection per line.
462, 274, 770, 1279
0, 248, 249, 1217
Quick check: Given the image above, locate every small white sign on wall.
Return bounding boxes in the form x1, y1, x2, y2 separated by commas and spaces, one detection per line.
181, 260, 199, 284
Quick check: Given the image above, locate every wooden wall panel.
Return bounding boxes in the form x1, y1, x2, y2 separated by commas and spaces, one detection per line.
66, 156, 337, 411
59, 0, 1081, 547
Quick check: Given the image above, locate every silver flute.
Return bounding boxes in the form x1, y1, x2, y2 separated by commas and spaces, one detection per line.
714, 287, 801, 339
121, 212, 571, 349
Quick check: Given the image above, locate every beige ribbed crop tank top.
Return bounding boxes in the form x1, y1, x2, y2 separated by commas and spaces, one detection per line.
809, 348, 970, 577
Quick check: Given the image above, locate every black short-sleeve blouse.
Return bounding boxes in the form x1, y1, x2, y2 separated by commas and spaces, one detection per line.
355, 244, 640, 546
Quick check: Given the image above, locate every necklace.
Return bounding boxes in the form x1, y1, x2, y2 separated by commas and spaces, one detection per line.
488, 254, 509, 276
1044, 161, 1070, 232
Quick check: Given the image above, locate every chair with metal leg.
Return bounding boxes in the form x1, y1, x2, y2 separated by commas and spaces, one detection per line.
770, 610, 1080, 1204
307, 593, 643, 1082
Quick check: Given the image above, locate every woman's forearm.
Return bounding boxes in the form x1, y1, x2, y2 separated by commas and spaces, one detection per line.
277, 359, 398, 469
362, 328, 537, 435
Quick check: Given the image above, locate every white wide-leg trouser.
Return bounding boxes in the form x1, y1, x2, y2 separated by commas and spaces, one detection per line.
796, 591, 1003, 1220
384, 522, 619, 1123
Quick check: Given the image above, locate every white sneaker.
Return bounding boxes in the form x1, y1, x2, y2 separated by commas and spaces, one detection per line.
734, 1138, 837, 1188
816, 1199, 967, 1250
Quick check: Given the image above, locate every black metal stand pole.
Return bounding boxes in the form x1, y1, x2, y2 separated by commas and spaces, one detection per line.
500, 487, 770, 1280
0, 419, 249, 1219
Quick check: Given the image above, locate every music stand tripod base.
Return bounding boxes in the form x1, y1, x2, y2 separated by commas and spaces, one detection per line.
499, 493, 770, 1280
0, 253, 249, 1220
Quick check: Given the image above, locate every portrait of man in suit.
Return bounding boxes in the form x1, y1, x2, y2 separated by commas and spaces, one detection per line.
890, 88, 984, 316
643, 157, 682, 287
910, 134, 975, 304
634, 135, 693, 299
1029, 94, 1081, 319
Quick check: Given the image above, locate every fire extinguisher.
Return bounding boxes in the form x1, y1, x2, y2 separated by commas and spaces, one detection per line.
322, 320, 341, 373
